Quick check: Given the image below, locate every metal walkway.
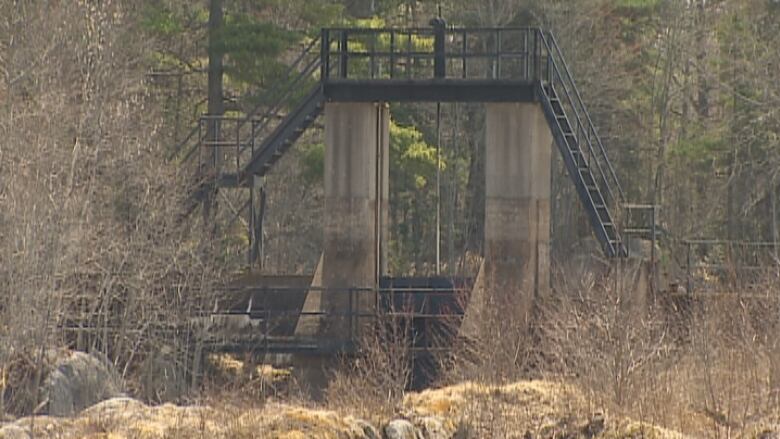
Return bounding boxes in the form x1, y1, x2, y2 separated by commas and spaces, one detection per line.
173, 25, 632, 259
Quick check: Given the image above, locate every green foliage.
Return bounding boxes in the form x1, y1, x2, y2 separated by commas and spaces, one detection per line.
391, 121, 443, 189
614, 0, 662, 11
215, 14, 299, 85
141, 4, 184, 36
669, 135, 727, 163
297, 119, 441, 189
299, 142, 325, 186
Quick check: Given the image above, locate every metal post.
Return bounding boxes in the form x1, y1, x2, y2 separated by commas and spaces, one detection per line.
248, 122, 256, 267
264, 290, 269, 353
235, 119, 240, 176
430, 17, 446, 79
248, 184, 254, 266
370, 34, 376, 78
390, 32, 396, 78
686, 241, 693, 294
651, 205, 657, 293
533, 29, 540, 81
339, 31, 348, 79
523, 29, 529, 80
198, 120, 203, 166
461, 30, 467, 78
406, 31, 412, 78
546, 34, 552, 85
495, 29, 501, 79
348, 288, 354, 344
321, 28, 329, 80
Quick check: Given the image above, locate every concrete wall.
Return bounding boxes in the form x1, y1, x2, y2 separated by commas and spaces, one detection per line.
462, 103, 552, 337
294, 102, 388, 342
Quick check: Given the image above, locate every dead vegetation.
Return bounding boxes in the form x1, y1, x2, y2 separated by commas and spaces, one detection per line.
0, 0, 223, 414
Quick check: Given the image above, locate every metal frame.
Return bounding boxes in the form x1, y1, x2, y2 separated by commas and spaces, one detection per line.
681, 239, 779, 294
201, 278, 469, 355
320, 27, 544, 102
186, 25, 631, 266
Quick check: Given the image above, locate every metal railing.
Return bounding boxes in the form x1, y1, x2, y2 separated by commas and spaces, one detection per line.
321, 27, 544, 81
205, 283, 466, 353
171, 37, 323, 166
537, 31, 624, 209
680, 240, 780, 294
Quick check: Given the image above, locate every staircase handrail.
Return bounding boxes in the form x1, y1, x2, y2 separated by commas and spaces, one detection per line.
537, 32, 616, 212
545, 31, 625, 203
237, 54, 322, 157
169, 37, 321, 162
238, 85, 324, 181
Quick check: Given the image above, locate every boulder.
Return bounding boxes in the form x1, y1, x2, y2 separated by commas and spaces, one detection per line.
384, 419, 418, 439
0, 424, 30, 439
416, 416, 449, 439
42, 351, 124, 416
140, 345, 188, 403
356, 419, 381, 439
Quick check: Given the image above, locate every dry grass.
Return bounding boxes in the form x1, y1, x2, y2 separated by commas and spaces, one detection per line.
538, 265, 780, 438
0, 379, 699, 439
323, 313, 414, 425
1, 397, 375, 439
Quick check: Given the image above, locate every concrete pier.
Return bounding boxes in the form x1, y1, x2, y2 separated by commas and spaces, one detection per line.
291, 102, 388, 396
321, 102, 388, 340
462, 103, 552, 337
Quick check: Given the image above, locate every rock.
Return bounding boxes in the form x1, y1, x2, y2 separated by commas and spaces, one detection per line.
80, 396, 147, 419
384, 419, 418, 439
42, 351, 124, 416
356, 419, 381, 439
0, 424, 30, 439
140, 345, 188, 402
416, 416, 448, 439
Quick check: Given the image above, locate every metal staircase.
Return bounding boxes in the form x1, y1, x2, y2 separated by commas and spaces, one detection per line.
229, 85, 324, 185
171, 38, 325, 189
537, 31, 628, 258
171, 37, 325, 249
176, 26, 632, 260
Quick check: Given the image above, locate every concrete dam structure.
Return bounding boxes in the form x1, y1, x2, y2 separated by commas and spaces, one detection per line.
182, 24, 650, 386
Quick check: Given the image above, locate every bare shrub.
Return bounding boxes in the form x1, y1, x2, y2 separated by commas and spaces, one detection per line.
0, 1, 223, 414
541, 262, 672, 408
539, 262, 780, 437
324, 312, 413, 424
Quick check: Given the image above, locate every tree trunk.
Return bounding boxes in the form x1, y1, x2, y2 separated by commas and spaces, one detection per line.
203, 0, 224, 229
772, 182, 778, 264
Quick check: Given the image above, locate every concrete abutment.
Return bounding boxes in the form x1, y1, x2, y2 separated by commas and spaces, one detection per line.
461, 103, 553, 338
293, 102, 389, 395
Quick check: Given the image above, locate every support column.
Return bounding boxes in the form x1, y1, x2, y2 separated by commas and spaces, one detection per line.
300, 102, 388, 343
461, 103, 552, 337
378, 104, 390, 277
292, 103, 387, 397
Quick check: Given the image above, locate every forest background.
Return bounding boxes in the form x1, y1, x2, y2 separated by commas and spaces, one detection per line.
1, 0, 779, 414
